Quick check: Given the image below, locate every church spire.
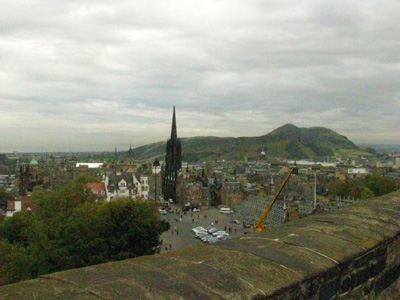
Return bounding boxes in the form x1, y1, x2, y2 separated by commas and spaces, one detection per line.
163, 106, 182, 202
171, 106, 177, 140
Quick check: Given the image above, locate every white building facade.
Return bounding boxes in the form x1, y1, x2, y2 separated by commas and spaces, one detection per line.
104, 173, 149, 201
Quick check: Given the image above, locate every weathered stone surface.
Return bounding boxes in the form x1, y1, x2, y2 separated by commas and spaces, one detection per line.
0, 278, 101, 300
0, 191, 399, 300
376, 275, 400, 300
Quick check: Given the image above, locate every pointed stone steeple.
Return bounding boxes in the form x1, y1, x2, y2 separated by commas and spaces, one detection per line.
128, 144, 133, 157
163, 106, 182, 202
171, 106, 177, 140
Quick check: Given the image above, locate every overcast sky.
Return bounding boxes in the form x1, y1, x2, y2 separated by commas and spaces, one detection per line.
0, 0, 399, 152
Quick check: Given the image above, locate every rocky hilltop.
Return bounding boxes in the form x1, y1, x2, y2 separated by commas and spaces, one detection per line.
132, 124, 371, 162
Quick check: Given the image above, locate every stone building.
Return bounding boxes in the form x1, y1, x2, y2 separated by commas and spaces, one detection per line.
221, 181, 245, 206
162, 107, 182, 202
177, 174, 211, 206
104, 172, 149, 201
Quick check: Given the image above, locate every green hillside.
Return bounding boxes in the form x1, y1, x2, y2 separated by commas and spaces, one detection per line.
132, 124, 371, 162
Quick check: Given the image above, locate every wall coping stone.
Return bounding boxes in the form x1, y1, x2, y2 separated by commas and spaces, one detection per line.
0, 191, 399, 300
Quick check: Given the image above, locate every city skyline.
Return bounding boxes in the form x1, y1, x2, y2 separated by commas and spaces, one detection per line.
1, 1, 399, 152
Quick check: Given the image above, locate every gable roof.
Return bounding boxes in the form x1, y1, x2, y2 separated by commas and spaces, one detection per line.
87, 182, 106, 192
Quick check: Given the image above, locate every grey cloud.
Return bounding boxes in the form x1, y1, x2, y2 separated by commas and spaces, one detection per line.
0, 0, 399, 152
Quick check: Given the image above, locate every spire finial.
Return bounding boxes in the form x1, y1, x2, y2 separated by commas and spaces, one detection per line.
171, 106, 177, 140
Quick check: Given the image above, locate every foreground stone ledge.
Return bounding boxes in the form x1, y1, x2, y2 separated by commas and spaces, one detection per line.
1, 191, 399, 300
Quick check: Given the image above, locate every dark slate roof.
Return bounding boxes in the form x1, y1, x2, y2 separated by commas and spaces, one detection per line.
107, 172, 134, 187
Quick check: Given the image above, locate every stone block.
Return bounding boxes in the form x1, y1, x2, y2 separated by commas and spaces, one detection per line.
376, 264, 400, 294
319, 278, 339, 300
351, 266, 370, 288
370, 257, 387, 277
340, 275, 351, 293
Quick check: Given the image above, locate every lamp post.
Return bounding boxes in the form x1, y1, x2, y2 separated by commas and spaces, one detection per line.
313, 171, 317, 210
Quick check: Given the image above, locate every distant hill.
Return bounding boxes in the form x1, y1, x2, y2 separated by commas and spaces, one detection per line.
132, 124, 373, 162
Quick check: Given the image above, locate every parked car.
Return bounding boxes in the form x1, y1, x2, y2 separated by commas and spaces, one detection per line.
207, 228, 219, 234
212, 231, 227, 237
192, 208, 201, 212
192, 226, 205, 233
215, 232, 229, 237
196, 232, 209, 239
206, 237, 219, 244
218, 235, 231, 241
220, 208, 233, 214
193, 229, 204, 235
195, 230, 208, 236
195, 229, 208, 235
201, 235, 213, 242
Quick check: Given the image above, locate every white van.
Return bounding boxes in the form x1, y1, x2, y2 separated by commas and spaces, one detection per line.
220, 208, 233, 214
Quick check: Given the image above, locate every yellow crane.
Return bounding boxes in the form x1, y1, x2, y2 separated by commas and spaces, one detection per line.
254, 165, 297, 231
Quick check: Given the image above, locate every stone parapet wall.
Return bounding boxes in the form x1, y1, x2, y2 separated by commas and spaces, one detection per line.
0, 191, 399, 300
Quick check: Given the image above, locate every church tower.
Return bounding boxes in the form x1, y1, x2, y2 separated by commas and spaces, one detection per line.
127, 145, 134, 164
162, 106, 182, 202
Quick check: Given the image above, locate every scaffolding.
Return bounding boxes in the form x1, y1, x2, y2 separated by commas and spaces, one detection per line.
232, 196, 286, 228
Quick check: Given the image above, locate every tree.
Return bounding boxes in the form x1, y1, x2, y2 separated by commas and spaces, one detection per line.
30, 174, 94, 227
74, 173, 101, 184
365, 175, 397, 197
360, 187, 375, 199
327, 175, 397, 200
0, 240, 30, 285
0, 187, 12, 211
0, 211, 35, 246
0, 177, 169, 285
53, 200, 169, 272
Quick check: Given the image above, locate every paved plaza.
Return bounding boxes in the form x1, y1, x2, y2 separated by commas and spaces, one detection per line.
159, 204, 252, 253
